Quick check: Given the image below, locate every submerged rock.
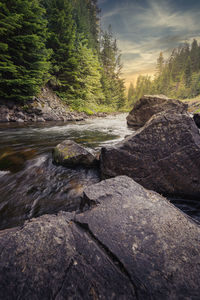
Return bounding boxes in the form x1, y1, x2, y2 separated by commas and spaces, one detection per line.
101, 112, 200, 198
1, 176, 200, 299
53, 140, 97, 168
127, 95, 188, 128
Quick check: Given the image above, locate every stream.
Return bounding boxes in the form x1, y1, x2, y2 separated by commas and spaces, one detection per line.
0, 114, 199, 230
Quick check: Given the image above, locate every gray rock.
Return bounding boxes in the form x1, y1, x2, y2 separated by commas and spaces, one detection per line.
53, 140, 97, 168
78, 176, 200, 299
0, 211, 136, 300
127, 95, 188, 128
1, 176, 200, 299
101, 112, 200, 198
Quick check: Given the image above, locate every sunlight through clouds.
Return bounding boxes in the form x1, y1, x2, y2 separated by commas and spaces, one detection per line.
99, 0, 200, 87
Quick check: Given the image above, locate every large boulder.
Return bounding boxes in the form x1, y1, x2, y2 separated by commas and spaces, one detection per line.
127, 95, 188, 128
1, 176, 200, 299
53, 140, 97, 168
101, 112, 200, 198
0, 211, 135, 300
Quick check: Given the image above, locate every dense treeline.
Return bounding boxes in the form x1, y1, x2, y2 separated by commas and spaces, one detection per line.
0, 0, 125, 110
128, 39, 200, 105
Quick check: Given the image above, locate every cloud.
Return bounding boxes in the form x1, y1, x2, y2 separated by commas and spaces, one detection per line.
99, 0, 200, 86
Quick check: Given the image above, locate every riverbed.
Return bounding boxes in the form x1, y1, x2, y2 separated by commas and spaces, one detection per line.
0, 114, 199, 230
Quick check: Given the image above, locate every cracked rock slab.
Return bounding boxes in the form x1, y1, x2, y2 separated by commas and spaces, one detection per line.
78, 176, 200, 299
101, 112, 200, 198
1, 176, 200, 299
0, 211, 135, 300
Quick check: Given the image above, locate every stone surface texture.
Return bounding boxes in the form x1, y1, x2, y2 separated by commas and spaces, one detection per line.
53, 140, 97, 168
1, 176, 200, 299
0, 87, 87, 123
127, 95, 188, 128
101, 112, 200, 198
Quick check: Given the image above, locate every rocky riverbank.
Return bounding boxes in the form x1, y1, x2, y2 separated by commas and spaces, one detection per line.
0, 87, 108, 123
1, 94, 200, 299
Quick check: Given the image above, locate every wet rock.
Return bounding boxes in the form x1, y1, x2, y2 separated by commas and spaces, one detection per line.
53, 140, 97, 168
0, 212, 136, 300
127, 95, 188, 128
193, 113, 200, 128
101, 112, 200, 198
77, 176, 200, 299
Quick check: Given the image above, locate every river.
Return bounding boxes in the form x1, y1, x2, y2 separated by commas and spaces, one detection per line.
0, 114, 199, 230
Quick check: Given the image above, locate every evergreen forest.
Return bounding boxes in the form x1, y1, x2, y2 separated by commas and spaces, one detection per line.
128, 39, 200, 105
0, 0, 126, 111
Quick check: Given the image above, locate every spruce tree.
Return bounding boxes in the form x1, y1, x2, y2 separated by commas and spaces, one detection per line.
128, 82, 134, 102
42, 0, 77, 100
70, 37, 104, 108
100, 26, 126, 108
0, 0, 49, 102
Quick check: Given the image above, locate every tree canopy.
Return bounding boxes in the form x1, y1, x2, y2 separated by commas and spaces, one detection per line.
0, 0, 126, 111
129, 39, 200, 105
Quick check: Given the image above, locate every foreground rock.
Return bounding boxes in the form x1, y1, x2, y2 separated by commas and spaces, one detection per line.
101, 112, 200, 198
1, 176, 200, 299
53, 140, 97, 168
127, 95, 188, 128
0, 211, 135, 300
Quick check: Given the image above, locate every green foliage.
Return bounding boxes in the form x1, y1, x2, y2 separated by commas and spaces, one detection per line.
0, 0, 50, 102
0, 0, 126, 112
100, 26, 126, 109
130, 39, 200, 105
72, 0, 100, 50
128, 82, 134, 103
42, 0, 77, 97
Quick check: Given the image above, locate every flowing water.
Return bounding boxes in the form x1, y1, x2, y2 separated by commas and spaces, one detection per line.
0, 114, 199, 230
0, 115, 134, 230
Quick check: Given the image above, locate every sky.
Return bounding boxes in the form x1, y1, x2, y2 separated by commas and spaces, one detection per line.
98, 0, 200, 88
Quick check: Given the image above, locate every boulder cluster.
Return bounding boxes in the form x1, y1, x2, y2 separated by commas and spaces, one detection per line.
1, 95, 200, 299
101, 95, 200, 199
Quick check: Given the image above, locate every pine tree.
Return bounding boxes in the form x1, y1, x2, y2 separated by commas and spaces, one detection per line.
190, 39, 199, 72
156, 52, 164, 75
128, 82, 134, 102
42, 0, 77, 99
0, 0, 49, 102
100, 26, 126, 108
70, 37, 104, 108
184, 57, 192, 88
73, 0, 100, 50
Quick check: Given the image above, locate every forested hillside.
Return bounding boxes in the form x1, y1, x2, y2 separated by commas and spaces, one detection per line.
128, 39, 200, 105
0, 0, 125, 111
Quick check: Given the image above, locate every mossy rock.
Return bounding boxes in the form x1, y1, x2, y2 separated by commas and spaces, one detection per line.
52, 140, 97, 168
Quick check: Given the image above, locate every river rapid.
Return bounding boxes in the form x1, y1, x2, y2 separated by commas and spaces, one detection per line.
0, 114, 199, 230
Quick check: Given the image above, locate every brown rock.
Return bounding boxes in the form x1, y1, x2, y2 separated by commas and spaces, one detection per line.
127, 95, 188, 128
